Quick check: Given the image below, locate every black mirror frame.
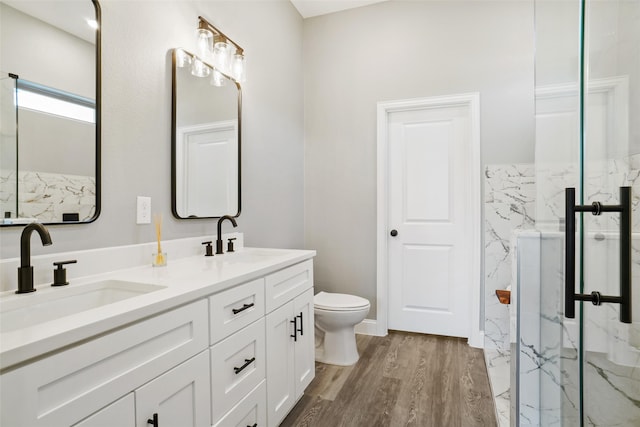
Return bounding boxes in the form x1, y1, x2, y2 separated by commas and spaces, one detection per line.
1, 0, 101, 227
170, 48, 242, 220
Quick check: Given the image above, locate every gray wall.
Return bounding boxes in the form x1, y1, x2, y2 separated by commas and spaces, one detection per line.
0, 0, 304, 258
303, 0, 534, 318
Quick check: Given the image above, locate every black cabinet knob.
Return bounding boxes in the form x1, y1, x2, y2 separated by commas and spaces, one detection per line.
390, 229, 398, 237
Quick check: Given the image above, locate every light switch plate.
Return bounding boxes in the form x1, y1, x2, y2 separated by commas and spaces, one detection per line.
136, 196, 151, 224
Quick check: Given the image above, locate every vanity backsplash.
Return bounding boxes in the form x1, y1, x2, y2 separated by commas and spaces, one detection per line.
0, 233, 243, 293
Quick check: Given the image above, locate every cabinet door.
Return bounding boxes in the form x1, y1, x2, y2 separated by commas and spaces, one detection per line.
265, 301, 296, 427
72, 394, 135, 427
135, 351, 211, 427
294, 288, 315, 398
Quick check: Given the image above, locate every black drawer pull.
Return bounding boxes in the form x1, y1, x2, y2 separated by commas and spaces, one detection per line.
247, 424, 257, 427
290, 317, 298, 341
147, 413, 158, 427
232, 303, 254, 315
297, 312, 303, 336
234, 357, 256, 374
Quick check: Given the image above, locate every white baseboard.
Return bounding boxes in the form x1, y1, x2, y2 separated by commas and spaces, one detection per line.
468, 330, 485, 348
355, 319, 484, 345
355, 319, 383, 336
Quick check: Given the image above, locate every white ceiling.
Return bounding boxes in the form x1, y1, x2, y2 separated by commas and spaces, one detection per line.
290, 0, 389, 18
3, 0, 96, 43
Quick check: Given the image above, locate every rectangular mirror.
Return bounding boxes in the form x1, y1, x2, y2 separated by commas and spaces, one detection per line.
0, 0, 101, 226
171, 48, 241, 219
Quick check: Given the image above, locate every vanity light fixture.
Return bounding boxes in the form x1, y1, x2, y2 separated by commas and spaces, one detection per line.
175, 48, 229, 87
175, 48, 192, 68
191, 57, 211, 78
194, 16, 246, 83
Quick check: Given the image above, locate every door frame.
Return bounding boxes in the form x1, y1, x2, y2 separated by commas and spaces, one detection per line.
376, 93, 483, 347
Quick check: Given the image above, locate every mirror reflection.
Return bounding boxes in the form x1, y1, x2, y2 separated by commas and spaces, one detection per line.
0, 0, 100, 225
172, 48, 241, 219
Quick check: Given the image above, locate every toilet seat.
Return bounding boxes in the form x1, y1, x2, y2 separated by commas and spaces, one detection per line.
314, 292, 370, 311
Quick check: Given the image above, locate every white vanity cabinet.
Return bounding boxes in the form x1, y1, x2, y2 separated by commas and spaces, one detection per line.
0, 254, 316, 427
211, 259, 315, 427
0, 300, 210, 427
265, 261, 315, 427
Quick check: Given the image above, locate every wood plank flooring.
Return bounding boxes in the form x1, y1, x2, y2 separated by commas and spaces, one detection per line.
281, 331, 497, 427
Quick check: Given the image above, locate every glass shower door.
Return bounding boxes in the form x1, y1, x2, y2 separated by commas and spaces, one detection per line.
578, 0, 639, 424
534, 0, 639, 425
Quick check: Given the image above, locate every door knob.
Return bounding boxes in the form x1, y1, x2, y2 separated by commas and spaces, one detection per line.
390, 229, 398, 237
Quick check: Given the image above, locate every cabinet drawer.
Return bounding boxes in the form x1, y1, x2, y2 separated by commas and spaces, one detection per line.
265, 260, 313, 313
210, 278, 265, 344
214, 380, 266, 427
211, 318, 266, 425
0, 300, 208, 427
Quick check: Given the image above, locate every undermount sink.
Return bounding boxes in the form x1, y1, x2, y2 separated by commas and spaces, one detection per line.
0, 280, 166, 333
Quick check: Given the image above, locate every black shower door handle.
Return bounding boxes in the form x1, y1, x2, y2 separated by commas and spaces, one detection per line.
565, 187, 632, 323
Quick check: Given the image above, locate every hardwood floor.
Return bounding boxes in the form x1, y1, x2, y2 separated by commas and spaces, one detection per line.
281, 331, 497, 427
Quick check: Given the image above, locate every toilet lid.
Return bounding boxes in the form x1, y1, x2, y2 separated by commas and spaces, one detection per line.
314, 292, 370, 311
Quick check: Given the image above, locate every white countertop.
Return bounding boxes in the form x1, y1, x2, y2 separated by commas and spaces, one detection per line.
0, 247, 315, 371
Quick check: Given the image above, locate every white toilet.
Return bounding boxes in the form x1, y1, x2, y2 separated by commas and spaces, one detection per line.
314, 291, 370, 366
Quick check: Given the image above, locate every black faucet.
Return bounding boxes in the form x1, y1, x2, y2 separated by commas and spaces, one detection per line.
216, 215, 237, 254
17, 223, 53, 294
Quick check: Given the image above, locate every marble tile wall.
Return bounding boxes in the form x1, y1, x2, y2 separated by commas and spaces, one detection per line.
484, 153, 639, 352
517, 232, 640, 427
484, 154, 639, 426
0, 170, 95, 222
484, 163, 536, 350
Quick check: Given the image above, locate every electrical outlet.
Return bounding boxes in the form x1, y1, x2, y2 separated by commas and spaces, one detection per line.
136, 196, 151, 224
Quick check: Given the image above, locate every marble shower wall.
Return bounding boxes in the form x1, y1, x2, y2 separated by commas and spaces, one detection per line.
535, 153, 640, 233
484, 163, 536, 350
484, 153, 640, 351
517, 232, 640, 427
0, 170, 95, 222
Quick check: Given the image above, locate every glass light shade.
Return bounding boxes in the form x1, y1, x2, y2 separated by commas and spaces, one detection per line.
232, 53, 246, 82
212, 41, 232, 74
195, 28, 213, 58
210, 69, 227, 87
191, 58, 211, 78
175, 49, 192, 68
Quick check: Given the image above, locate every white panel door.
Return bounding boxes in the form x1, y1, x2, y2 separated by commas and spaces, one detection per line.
387, 104, 473, 337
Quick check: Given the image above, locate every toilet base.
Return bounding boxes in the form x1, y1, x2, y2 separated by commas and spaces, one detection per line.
315, 326, 360, 366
